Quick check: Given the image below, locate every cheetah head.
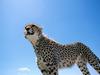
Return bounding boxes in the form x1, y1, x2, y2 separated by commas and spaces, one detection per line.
24, 23, 42, 45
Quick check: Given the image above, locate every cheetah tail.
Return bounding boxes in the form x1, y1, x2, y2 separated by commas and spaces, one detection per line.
87, 50, 100, 74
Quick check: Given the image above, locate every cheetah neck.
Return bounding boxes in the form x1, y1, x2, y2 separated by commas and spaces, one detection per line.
33, 35, 55, 48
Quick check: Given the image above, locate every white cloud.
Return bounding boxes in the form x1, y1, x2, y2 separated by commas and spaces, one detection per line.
18, 67, 31, 72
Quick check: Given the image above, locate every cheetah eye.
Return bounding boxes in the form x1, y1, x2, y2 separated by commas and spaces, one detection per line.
28, 28, 34, 35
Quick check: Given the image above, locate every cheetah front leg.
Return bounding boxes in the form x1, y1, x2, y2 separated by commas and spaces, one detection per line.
37, 59, 58, 75
37, 58, 48, 75
40, 66, 58, 75
76, 56, 90, 75
46, 64, 58, 75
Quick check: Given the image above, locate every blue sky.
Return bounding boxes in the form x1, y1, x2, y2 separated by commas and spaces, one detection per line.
1, 0, 100, 75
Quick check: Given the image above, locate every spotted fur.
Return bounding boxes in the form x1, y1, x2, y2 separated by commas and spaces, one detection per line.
24, 24, 100, 75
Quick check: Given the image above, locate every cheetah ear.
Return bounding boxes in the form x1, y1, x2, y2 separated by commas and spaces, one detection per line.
31, 24, 36, 27
32, 24, 42, 30
40, 27, 42, 31
36, 25, 42, 31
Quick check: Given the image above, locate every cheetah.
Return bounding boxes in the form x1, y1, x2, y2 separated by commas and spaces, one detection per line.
24, 23, 100, 75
